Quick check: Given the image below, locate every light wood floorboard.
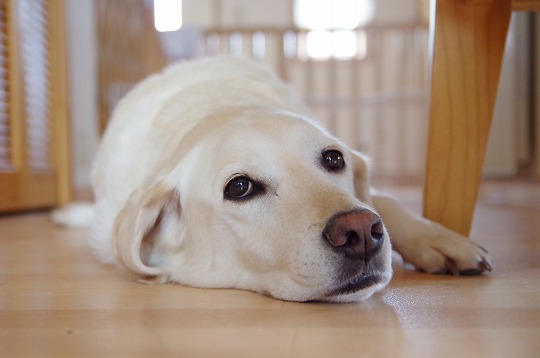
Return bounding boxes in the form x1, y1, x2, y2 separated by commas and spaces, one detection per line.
1, 180, 539, 357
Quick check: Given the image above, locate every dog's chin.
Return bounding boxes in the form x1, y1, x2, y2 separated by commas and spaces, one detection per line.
330, 274, 382, 295
317, 273, 392, 303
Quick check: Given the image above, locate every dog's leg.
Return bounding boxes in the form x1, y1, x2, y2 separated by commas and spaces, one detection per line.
372, 193, 492, 275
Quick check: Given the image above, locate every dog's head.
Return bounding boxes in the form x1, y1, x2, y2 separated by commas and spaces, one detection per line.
113, 108, 392, 302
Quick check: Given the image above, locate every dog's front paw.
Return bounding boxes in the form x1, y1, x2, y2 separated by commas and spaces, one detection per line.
395, 229, 493, 276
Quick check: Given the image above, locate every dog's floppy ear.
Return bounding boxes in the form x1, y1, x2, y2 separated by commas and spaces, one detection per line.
349, 149, 373, 205
113, 181, 180, 283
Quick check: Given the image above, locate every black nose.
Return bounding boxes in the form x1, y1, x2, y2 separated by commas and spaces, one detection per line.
323, 209, 385, 259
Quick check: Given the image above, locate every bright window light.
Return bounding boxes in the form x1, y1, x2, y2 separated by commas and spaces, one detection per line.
295, 0, 373, 60
332, 30, 358, 58
294, 0, 374, 30
306, 30, 332, 59
306, 30, 359, 60
154, 0, 182, 32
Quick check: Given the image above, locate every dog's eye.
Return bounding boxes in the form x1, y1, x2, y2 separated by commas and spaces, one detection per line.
225, 176, 255, 199
322, 149, 345, 171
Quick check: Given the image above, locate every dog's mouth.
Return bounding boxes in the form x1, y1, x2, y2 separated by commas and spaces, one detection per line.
328, 274, 381, 296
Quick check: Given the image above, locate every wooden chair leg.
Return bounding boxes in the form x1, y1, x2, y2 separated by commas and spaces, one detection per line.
423, 0, 512, 236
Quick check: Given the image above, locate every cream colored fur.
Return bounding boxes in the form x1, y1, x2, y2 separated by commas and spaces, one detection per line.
54, 56, 491, 302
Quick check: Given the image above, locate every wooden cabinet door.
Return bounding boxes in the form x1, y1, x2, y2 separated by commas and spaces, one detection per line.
0, 0, 71, 212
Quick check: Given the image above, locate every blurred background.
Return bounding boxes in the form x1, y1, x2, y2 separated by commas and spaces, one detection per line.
0, 0, 538, 210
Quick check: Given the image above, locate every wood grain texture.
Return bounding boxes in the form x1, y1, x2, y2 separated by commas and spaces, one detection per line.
512, 0, 540, 11
423, 0, 511, 236
95, 0, 167, 134
47, 0, 72, 206
1, 181, 539, 357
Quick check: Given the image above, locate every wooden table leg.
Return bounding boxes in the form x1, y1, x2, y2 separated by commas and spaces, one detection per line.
423, 0, 511, 236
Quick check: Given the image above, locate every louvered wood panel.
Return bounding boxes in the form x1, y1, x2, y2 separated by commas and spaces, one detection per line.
19, 0, 51, 171
0, 0, 71, 212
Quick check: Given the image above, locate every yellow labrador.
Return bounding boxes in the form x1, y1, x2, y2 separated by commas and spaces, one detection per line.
57, 56, 491, 302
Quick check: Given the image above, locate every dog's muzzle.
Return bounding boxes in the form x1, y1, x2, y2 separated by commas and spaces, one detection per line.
321, 208, 387, 298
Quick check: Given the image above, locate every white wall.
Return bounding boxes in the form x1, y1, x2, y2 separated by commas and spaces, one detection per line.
65, 0, 99, 191
218, 0, 292, 27
484, 13, 531, 177
182, 0, 421, 28
371, 0, 420, 24
183, 0, 213, 26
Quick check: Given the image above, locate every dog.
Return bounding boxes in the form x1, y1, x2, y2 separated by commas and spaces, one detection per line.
55, 56, 491, 302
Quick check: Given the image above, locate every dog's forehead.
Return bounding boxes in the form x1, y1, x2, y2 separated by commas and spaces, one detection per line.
217, 110, 336, 152
165, 110, 341, 186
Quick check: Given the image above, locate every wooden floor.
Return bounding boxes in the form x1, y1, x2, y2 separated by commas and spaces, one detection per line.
1, 180, 539, 357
